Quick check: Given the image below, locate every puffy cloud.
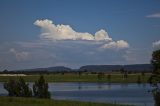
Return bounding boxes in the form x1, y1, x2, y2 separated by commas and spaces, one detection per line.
153, 40, 160, 50
101, 40, 129, 49
34, 19, 129, 50
95, 29, 112, 41
146, 13, 160, 18
10, 48, 30, 61
34, 19, 113, 41
116, 40, 129, 48
76, 32, 94, 40
34, 19, 94, 40
101, 42, 116, 49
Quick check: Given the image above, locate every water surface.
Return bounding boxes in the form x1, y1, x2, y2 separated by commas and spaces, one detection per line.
0, 82, 154, 106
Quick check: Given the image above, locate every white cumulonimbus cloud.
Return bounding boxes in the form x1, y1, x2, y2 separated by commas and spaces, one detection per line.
153, 40, 160, 50
34, 19, 112, 41
34, 19, 129, 49
10, 48, 29, 61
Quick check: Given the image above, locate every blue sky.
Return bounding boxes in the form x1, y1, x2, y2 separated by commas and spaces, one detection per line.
0, 0, 160, 70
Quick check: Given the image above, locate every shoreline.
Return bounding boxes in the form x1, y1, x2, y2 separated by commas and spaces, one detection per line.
0, 74, 27, 76
0, 73, 150, 83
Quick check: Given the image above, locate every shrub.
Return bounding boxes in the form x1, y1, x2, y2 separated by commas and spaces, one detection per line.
4, 77, 32, 97
33, 75, 50, 98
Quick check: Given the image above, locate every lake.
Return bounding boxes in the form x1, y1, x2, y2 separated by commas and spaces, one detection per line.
0, 82, 154, 106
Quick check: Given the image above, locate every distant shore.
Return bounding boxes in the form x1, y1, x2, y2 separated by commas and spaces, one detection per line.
0, 73, 151, 83
0, 74, 26, 76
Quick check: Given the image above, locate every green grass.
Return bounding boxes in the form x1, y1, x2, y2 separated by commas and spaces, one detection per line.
0, 96, 131, 106
0, 73, 151, 83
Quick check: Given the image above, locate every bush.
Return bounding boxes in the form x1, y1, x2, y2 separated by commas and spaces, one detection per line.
137, 76, 141, 84
107, 74, 111, 82
4, 79, 19, 96
18, 77, 32, 97
4, 76, 50, 99
33, 75, 50, 98
97, 72, 104, 80
4, 77, 32, 97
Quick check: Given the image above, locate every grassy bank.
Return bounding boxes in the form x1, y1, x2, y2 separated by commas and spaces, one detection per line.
0, 73, 151, 83
0, 96, 131, 106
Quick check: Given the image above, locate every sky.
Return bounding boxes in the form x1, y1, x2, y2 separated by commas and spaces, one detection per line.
0, 0, 160, 70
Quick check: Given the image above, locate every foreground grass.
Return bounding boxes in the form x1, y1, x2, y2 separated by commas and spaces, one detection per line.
0, 97, 131, 106
0, 73, 151, 83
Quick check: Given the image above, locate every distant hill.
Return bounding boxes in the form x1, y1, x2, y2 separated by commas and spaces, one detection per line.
7, 64, 152, 73
79, 65, 122, 72
79, 64, 152, 72
14, 66, 72, 72
123, 64, 152, 72
47, 66, 72, 72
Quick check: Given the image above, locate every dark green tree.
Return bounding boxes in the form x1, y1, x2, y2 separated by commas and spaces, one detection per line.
124, 71, 128, 79
33, 75, 50, 98
107, 74, 111, 82
120, 68, 125, 74
141, 71, 145, 77
120, 68, 128, 79
137, 75, 141, 84
4, 79, 19, 96
4, 78, 32, 97
18, 77, 32, 97
78, 71, 82, 78
149, 49, 160, 106
97, 72, 104, 80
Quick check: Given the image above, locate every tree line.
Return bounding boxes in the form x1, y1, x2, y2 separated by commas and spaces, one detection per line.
149, 49, 160, 106
4, 75, 50, 98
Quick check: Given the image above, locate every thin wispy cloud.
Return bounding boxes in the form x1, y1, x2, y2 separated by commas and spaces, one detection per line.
9, 48, 30, 61
146, 13, 160, 18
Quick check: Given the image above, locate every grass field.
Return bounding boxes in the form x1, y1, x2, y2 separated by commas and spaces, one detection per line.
0, 73, 151, 83
0, 96, 131, 106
